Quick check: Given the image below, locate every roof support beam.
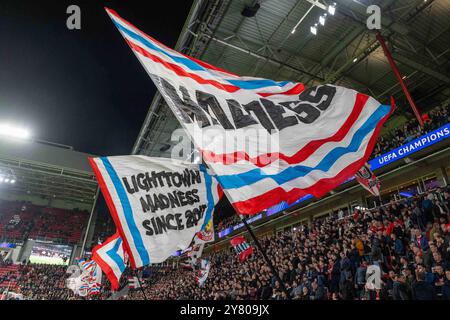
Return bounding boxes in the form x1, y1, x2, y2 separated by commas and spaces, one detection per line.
334, 0, 410, 35
187, 29, 324, 81
324, 0, 435, 83
391, 54, 450, 84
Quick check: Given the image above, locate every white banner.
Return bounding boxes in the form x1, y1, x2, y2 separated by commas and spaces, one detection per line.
89, 156, 219, 268
106, 9, 393, 215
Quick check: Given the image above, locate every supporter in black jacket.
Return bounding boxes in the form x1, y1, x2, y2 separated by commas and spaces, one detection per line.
392, 274, 411, 300
411, 271, 436, 300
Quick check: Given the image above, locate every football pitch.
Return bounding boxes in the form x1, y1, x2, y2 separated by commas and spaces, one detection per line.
28, 255, 68, 265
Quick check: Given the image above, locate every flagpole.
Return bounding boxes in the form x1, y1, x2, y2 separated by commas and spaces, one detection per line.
81, 187, 100, 256
135, 268, 148, 300
199, 158, 292, 299
239, 216, 292, 300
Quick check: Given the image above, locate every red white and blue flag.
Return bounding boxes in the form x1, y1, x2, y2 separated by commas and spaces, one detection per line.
355, 163, 381, 196
105, 8, 393, 215
127, 276, 141, 289
89, 156, 220, 269
92, 232, 126, 291
195, 259, 211, 287
68, 259, 102, 297
230, 236, 254, 262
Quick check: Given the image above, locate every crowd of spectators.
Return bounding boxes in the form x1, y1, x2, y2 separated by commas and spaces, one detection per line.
0, 104, 448, 300
0, 201, 88, 244
215, 215, 240, 234
372, 105, 448, 158
124, 187, 449, 300
0, 187, 449, 300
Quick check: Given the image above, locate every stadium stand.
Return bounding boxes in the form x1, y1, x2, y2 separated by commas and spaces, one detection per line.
0, 264, 20, 293
373, 104, 449, 158
125, 188, 449, 300
0, 200, 89, 244
1, 186, 448, 300
0, 99, 448, 300
91, 209, 116, 245
0, 0, 449, 303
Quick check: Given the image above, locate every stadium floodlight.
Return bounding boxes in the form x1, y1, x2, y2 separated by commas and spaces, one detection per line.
10, 179, 16, 184
0, 124, 30, 140
4, 178, 10, 183
0, 177, 3, 183
310, 25, 317, 35
328, 3, 336, 15
319, 14, 326, 26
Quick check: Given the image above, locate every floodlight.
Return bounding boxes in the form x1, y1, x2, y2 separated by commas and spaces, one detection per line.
328, 3, 336, 15
319, 15, 326, 26
0, 124, 30, 139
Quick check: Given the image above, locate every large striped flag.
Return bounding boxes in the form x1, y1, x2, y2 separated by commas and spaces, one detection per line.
105, 8, 393, 215
89, 156, 220, 268
92, 232, 126, 291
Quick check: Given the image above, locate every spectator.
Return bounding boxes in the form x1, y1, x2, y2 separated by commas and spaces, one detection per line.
392, 274, 410, 300
412, 271, 436, 300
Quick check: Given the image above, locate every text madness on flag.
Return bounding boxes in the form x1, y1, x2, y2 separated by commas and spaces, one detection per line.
106, 8, 394, 215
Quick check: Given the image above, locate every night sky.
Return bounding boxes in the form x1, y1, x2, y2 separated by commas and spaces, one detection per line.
0, 0, 193, 156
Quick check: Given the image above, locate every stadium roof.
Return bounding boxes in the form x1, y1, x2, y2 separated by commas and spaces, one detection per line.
0, 136, 97, 206
132, 0, 450, 157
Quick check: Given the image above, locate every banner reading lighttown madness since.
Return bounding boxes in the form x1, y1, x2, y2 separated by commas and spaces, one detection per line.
89, 156, 220, 268
106, 9, 393, 215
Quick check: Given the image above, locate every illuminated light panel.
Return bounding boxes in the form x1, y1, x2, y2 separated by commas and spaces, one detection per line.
0, 124, 30, 139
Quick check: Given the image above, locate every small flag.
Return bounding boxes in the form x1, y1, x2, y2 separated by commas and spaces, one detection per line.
67, 260, 102, 297
230, 236, 254, 262
128, 276, 141, 289
195, 259, 211, 287
355, 163, 380, 196
92, 232, 126, 291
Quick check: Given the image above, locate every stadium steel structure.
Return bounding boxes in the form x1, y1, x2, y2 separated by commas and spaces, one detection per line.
0, 138, 97, 206
132, 0, 450, 158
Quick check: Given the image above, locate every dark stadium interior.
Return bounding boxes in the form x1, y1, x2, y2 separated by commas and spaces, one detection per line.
0, 0, 449, 303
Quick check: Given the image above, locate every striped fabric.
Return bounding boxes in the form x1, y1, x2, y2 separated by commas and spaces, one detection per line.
78, 259, 96, 272
92, 232, 126, 291
106, 8, 393, 215
71, 260, 102, 297
195, 259, 210, 287
89, 156, 221, 269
